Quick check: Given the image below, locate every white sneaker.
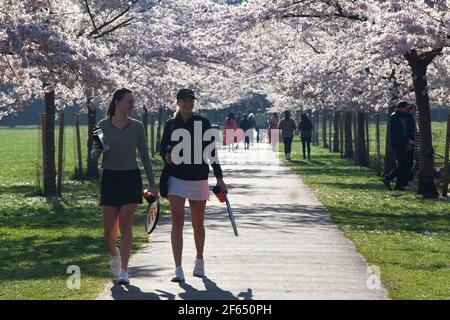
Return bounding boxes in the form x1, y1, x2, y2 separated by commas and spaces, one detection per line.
171, 266, 185, 282
109, 247, 121, 278
117, 269, 129, 285
193, 259, 205, 277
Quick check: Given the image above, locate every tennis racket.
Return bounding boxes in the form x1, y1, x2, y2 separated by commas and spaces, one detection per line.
213, 186, 238, 237
143, 191, 160, 234
224, 193, 238, 236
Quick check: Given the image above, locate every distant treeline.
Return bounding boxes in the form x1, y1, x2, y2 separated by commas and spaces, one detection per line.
2, 97, 448, 127
0, 93, 273, 127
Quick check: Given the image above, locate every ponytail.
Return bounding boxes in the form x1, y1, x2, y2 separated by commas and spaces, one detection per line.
173, 105, 180, 119
107, 88, 132, 118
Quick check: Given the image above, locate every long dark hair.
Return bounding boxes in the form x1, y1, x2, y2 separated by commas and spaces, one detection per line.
301, 113, 312, 129
107, 88, 132, 118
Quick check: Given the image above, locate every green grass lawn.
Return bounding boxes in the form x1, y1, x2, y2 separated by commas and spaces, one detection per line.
1, 122, 449, 300
280, 136, 450, 300
0, 126, 166, 299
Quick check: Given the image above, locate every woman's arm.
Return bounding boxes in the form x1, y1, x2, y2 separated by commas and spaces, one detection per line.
137, 122, 156, 188
204, 119, 224, 180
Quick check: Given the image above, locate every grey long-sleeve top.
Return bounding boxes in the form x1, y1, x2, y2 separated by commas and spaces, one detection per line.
91, 117, 156, 188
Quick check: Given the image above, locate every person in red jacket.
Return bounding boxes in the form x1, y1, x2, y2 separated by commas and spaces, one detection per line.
223, 112, 240, 151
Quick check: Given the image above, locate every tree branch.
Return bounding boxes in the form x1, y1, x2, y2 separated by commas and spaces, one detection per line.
87, 0, 138, 38
282, 0, 367, 22
302, 37, 322, 54
93, 18, 134, 39
84, 0, 97, 34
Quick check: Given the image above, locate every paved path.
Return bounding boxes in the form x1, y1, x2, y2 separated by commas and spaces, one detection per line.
98, 143, 388, 300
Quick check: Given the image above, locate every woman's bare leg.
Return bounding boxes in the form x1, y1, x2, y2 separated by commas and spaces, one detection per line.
102, 206, 120, 256
168, 195, 186, 267
118, 203, 138, 271
189, 199, 207, 260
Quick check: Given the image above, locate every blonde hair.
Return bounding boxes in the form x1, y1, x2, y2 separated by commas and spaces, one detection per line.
173, 105, 180, 118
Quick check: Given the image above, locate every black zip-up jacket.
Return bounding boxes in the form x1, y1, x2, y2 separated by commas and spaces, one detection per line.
239, 118, 251, 132
160, 113, 223, 181
389, 110, 408, 147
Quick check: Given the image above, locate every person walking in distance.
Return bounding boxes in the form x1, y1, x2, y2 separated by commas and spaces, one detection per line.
248, 113, 256, 146
223, 112, 239, 152
278, 110, 297, 160
91, 88, 157, 285
268, 112, 279, 145
254, 109, 266, 143
239, 113, 252, 150
383, 101, 415, 191
298, 113, 313, 160
160, 89, 228, 282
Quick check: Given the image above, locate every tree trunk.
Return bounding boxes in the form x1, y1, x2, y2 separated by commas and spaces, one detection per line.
329, 112, 333, 152
57, 112, 64, 196
156, 107, 163, 152
442, 115, 450, 197
353, 112, 358, 164
142, 105, 148, 140
406, 51, 438, 198
384, 104, 396, 176
315, 113, 320, 146
365, 111, 370, 166
43, 90, 56, 196
339, 112, 344, 159
150, 112, 155, 157
356, 111, 368, 166
322, 111, 328, 149
86, 99, 98, 178
333, 111, 340, 152
375, 112, 381, 176
344, 111, 354, 159
38, 113, 45, 194
75, 113, 83, 178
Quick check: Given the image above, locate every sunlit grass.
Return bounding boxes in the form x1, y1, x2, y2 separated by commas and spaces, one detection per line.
0, 126, 167, 299
281, 135, 450, 300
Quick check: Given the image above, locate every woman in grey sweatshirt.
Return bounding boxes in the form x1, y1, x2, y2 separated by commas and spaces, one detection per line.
91, 88, 157, 285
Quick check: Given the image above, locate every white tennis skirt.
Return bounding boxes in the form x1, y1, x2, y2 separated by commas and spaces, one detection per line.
167, 175, 210, 201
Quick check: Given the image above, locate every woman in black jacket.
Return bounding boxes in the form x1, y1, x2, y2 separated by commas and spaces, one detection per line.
160, 89, 227, 282
298, 113, 313, 160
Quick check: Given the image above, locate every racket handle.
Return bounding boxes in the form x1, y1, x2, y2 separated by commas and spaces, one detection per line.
212, 185, 226, 203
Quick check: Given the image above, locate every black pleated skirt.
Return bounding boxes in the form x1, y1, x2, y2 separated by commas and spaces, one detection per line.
100, 169, 143, 206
